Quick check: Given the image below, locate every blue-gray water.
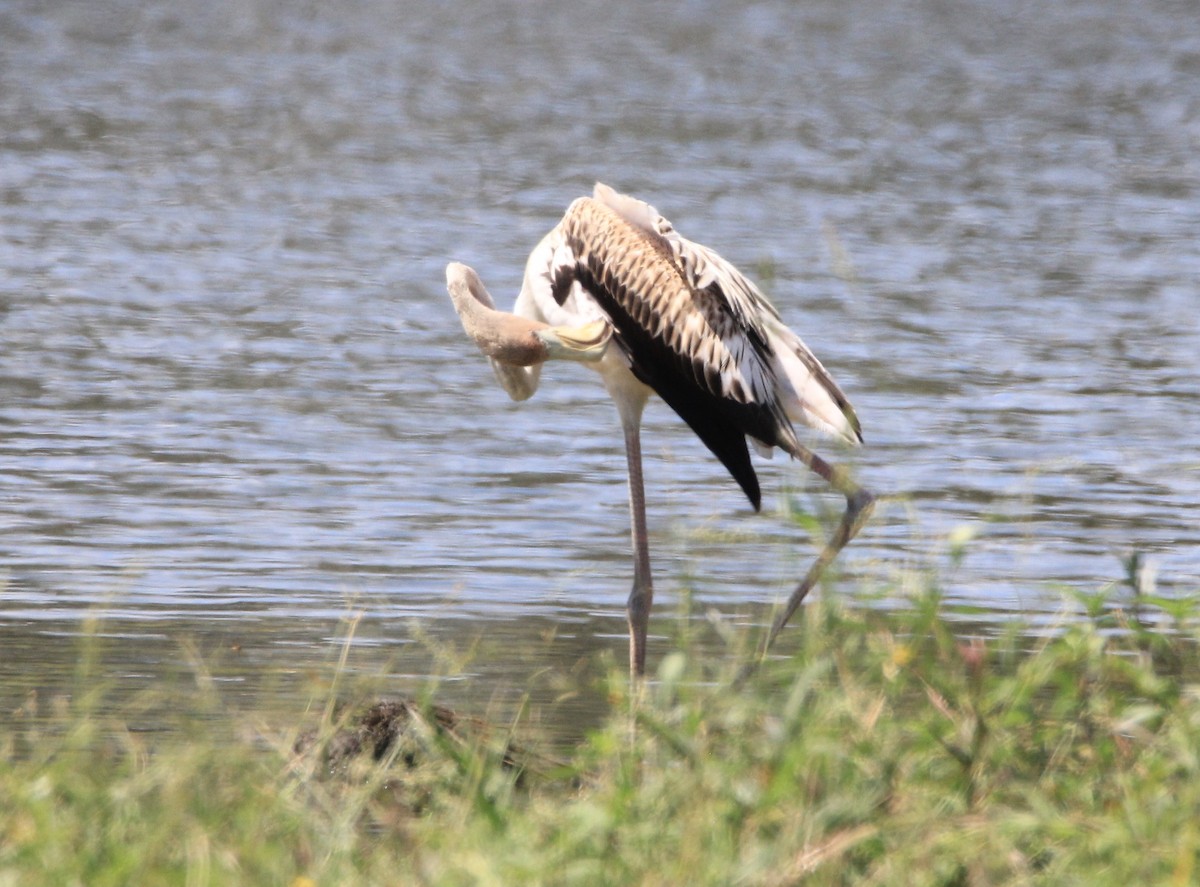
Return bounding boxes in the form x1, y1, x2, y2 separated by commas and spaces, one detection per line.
1, 0, 1198, 728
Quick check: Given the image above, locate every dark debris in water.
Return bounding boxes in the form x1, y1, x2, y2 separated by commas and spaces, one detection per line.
292, 697, 566, 792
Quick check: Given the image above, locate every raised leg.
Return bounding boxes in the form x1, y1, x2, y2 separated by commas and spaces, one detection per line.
761, 446, 875, 656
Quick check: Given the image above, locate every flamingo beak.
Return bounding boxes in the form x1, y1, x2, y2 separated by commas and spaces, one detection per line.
534, 320, 612, 362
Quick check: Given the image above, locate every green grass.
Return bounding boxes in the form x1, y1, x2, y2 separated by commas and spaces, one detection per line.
2, 581, 1199, 886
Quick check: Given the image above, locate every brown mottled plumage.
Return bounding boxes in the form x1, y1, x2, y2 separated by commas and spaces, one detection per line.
532, 186, 862, 510
446, 184, 875, 678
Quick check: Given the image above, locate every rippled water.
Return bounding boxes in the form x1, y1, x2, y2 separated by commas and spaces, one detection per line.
2, 0, 1198, 726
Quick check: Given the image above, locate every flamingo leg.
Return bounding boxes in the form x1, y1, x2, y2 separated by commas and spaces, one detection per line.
621, 413, 654, 678
761, 447, 875, 656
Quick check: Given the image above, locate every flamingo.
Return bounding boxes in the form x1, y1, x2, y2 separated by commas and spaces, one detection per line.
446, 183, 874, 678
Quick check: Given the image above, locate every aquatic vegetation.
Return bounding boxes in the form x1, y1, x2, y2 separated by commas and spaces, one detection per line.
1, 576, 1198, 885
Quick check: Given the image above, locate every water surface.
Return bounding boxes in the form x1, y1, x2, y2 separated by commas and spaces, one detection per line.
1, 0, 1198, 728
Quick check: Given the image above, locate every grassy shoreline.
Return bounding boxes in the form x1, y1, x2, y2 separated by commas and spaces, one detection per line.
2, 584, 1199, 886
